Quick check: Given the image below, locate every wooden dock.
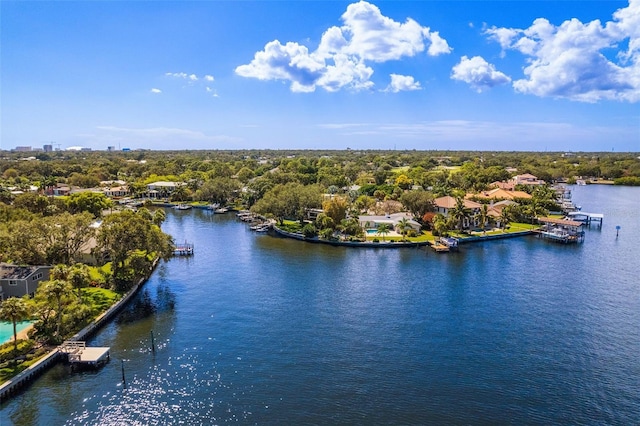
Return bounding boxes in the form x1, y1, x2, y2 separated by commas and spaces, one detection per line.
566, 212, 604, 227
429, 241, 450, 252
174, 242, 194, 256
60, 341, 110, 368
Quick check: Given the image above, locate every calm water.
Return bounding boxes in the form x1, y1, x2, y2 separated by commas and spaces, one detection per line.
2, 185, 639, 425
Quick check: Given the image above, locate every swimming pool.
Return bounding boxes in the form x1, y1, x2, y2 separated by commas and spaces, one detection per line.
366, 229, 379, 235
0, 321, 32, 344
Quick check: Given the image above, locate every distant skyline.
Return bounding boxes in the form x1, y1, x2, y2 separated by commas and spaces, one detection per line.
1, 1, 638, 152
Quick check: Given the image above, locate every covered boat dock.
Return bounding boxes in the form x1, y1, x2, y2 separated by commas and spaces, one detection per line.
536, 217, 585, 244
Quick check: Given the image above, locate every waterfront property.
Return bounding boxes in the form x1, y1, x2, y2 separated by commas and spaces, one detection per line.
358, 212, 422, 234
2, 185, 638, 425
433, 196, 482, 229
0, 264, 52, 300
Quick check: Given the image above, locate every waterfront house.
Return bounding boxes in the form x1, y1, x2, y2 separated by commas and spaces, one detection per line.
470, 188, 532, 202
146, 181, 186, 198
512, 173, 545, 186
433, 196, 483, 229
358, 212, 422, 233
103, 186, 129, 198
0, 263, 52, 300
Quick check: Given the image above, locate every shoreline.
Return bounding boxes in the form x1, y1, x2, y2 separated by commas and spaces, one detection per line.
0, 258, 160, 402
272, 225, 534, 248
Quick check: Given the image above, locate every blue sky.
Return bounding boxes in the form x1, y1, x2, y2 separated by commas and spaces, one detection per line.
1, 1, 638, 152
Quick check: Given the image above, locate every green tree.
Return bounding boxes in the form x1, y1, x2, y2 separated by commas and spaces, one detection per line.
399, 190, 434, 220
251, 183, 322, 224
66, 192, 112, 218
448, 197, 471, 232
432, 213, 450, 237
41, 212, 95, 265
376, 223, 391, 241
68, 263, 91, 303
39, 279, 73, 340
97, 210, 174, 291
0, 297, 31, 356
322, 197, 348, 226
396, 218, 412, 240
315, 213, 335, 230
395, 174, 413, 190
499, 205, 514, 231
152, 209, 166, 227
478, 203, 489, 234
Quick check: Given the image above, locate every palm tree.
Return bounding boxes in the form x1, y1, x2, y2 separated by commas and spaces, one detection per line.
448, 197, 471, 232
396, 218, 412, 240
499, 205, 514, 231
68, 263, 91, 303
376, 223, 391, 241
171, 185, 189, 203
432, 213, 450, 237
40, 279, 72, 339
0, 297, 31, 356
478, 204, 489, 234
316, 213, 335, 230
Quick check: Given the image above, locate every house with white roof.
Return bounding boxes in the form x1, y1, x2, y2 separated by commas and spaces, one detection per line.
358, 212, 422, 233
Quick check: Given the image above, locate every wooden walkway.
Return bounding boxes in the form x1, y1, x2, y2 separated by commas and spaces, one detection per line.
60, 341, 110, 367
429, 241, 450, 252
174, 242, 194, 256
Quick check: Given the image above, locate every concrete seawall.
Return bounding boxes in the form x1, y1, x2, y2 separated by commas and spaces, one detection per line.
0, 259, 160, 402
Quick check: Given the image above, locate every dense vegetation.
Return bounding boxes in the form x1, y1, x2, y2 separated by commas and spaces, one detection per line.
1, 149, 638, 374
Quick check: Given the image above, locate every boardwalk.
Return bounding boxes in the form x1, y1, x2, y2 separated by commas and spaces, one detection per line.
174, 242, 194, 256
60, 341, 110, 368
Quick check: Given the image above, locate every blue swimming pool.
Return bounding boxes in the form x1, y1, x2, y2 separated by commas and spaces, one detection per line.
0, 321, 32, 344
366, 229, 378, 234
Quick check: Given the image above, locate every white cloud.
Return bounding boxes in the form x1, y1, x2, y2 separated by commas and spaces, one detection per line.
385, 74, 421, 92
235, 1, 450, 92
484, 0, 640, 102
150, 88, 162, 94
451, 56, 511, 92
165, 72, 189, 79
163, 72, 217, 95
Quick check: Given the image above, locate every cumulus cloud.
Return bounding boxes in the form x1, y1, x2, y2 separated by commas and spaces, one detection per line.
204, 75, 215, 82
484, 0, 640, 102
385, 74, 422, 92
451, 56, 511, 92
235, 0, 450, 92
150, 88, 162, 94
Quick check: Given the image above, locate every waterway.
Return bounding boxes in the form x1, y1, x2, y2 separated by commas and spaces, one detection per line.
2, 185, 639, 424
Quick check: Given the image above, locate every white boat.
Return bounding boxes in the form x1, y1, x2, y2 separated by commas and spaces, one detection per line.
174, 204, 192, 210
214, 207, 229, 214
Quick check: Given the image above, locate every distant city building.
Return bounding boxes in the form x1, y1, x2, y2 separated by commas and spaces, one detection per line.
107, 146, 116, 151
43, 144, 53, 152
14, 146, 32, 152
80, 147, 92, 151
